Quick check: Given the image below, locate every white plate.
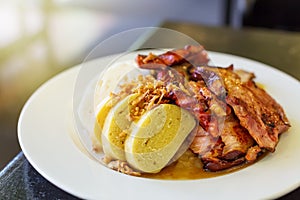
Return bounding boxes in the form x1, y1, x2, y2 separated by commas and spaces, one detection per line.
18, 52, 300, 200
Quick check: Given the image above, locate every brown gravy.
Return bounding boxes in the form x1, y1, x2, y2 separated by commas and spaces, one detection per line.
141, 150, 267, 180
94, 122, 268, 180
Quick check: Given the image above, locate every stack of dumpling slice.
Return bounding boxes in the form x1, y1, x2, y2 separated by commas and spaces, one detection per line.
96, 93, 196, 173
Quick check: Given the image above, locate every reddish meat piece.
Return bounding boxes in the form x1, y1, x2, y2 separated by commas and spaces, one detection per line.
197, 66, 290, 151
245, 145, 262, 162
203, 157, 245, 172
136, 45, 209, 69
190, 112, 254, 171
220, 113, 254, 160
190, 126, 219, 156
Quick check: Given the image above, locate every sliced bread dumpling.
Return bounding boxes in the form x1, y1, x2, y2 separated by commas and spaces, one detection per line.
125, 104, 196, 173
94, 96, 114, 145
101, 93, 138, 161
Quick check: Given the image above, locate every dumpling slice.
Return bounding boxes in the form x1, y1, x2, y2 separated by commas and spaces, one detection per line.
125, 104, 196, 173
94, 97, 114, 146
101, 93, 138, 161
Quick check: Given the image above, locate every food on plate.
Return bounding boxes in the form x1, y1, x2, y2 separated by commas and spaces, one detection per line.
125, 104, 196, 173
95, 97, 113, 145
94, 45, 290, 178
101, 93, 139, 160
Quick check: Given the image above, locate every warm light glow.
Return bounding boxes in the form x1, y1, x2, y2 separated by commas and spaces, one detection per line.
0, 3, 22, 48
0, 0, 117, 112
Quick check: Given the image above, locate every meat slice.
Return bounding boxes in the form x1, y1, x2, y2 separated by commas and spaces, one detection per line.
188, 80, 227, 137
136, 45, 209, 69
190, 112, 255, 171
203, 157, 245, 172
226, 83, 290, 151
220, 113, 255, 160
245, 145, 262, 162
234, 69, 255, 83
190, 126, 218, 156
196, 66, 290, 151
244, 81, 290, 136
193, 135, 247, 172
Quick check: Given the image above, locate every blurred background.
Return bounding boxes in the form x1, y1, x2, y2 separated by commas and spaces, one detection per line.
0, 0, 299, 170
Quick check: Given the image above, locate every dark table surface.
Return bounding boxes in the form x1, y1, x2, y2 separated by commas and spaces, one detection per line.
1, 21, 300, 199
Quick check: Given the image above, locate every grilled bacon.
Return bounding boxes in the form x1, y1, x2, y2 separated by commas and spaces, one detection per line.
135, 45, 290, 171
136, 45, 209, 69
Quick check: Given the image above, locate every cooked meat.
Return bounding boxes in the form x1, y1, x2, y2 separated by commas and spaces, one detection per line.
189, 65, 228, 98
220, 113, 255, 160
195, 65, 290, 152
244, 81, 290, 135
190, 126, 218, 156
203, 157, 246, 172
135, 45, 290, 172
190, 112, 254, 171
193, 135, 247, 172
226, 79, 290, 151
136, 45, 209, 69
188, 80, 230, 138
245, 145, 262, 162
189, 80, 228, 117
234, 69, 255, 83
154, 68, 214, 133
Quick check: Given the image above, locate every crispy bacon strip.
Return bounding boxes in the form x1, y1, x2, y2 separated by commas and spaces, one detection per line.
136, 45, 209, 69
220, 113, 255, 160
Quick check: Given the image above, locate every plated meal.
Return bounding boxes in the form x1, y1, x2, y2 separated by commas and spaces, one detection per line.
92, 45, 290, 179
18, 44, 300, 199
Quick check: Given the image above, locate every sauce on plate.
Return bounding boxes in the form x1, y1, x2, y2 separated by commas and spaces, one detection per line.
141, 150, 267, 180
